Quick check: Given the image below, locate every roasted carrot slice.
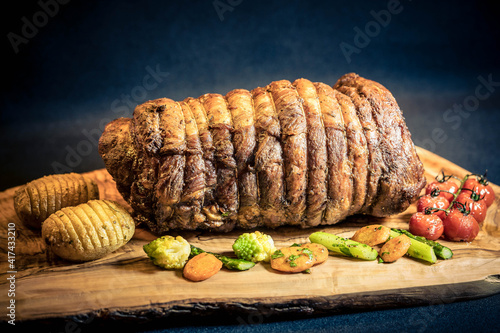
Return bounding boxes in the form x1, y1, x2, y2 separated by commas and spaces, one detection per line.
183, 253, 222, 282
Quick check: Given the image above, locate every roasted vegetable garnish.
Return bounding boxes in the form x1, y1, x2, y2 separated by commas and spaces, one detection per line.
309, 231, 378, 261
143, 235, 191, 269
190, 245, 255, 271
232, 231, 277, 263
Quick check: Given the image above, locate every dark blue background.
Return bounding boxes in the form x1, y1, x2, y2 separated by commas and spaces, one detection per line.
2, 0, 499, 332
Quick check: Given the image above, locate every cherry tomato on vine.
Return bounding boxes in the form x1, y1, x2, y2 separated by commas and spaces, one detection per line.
442, 204, 480, 242
456, 189, 487, 224
416, 194, 449, 221
409, 212, 444, 241
462, 175, 495, 208
425, 176, 459, 203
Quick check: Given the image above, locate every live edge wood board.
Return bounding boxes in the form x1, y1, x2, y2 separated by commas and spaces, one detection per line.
1, 147, 499, 327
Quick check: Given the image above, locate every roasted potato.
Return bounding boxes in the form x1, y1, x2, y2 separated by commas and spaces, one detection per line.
14, 173, 99, 229
379, 234, 411, 263
301, 243, 329, 265
42, 199, 135, 262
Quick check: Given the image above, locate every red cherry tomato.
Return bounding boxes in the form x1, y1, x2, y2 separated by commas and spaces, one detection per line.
442, 206, 480, 242
456, 190, 487, 224
409, 212, 444, 241
416, 194, 449, 221
425, 178, 459, 203
462, 176, 495, 207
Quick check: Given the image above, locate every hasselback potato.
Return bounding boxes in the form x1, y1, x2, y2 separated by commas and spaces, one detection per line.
42, 199, 135, 261
14, 172, 99, 229
98, 73, 426, 234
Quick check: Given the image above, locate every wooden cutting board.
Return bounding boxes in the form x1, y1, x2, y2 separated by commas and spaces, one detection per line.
1, 147, 499, 328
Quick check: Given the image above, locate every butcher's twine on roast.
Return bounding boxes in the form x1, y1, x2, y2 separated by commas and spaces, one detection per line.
98, 73, 426, 234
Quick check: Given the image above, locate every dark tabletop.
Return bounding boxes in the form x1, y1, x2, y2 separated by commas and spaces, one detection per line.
2, 0, 500, 332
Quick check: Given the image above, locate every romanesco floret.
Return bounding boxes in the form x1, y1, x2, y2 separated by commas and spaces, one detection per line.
143, 235, 191, 269
232, 231, 277, 263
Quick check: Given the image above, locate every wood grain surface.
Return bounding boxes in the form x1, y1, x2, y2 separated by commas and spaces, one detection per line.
1, 147, 499, 328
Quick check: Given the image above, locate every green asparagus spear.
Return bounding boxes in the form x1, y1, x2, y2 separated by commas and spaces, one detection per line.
190, 245, 256, 271
389, 230, 437, 264
391, 228, 453, 260
309, 231, 378, 261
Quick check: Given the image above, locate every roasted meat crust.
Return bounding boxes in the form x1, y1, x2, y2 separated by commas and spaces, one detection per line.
98, 117, 137, 201
268, 80, 308, 226
174, 101, 206, 230
334, 85, 384, 214
314, 83, 352, 223
334, 89, 369, 216
293, 79, 328, 227
98, 74, 426, 233
226, 89, 261, 229
334, 73, 426, 216
252, 86, 286, 228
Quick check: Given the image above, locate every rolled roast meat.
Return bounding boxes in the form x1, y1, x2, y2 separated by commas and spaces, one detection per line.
98, 73, 426, 234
